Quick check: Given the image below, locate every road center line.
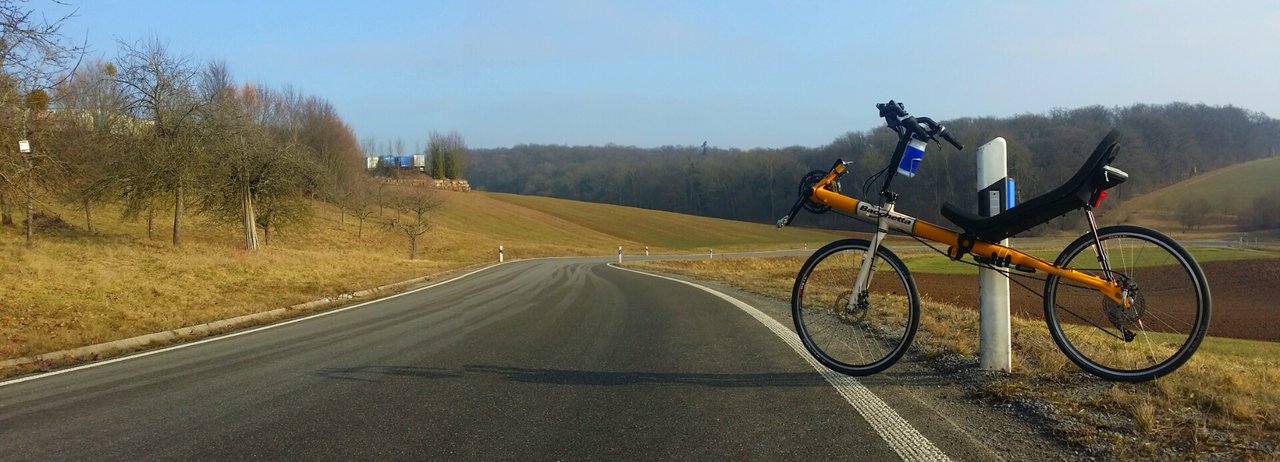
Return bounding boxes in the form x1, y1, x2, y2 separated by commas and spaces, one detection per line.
610, 264, 950, 462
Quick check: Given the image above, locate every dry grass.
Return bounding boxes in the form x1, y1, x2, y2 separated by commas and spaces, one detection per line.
1, 188, 843, 369
631, 256, 1280, 460
1, 202, 456, 362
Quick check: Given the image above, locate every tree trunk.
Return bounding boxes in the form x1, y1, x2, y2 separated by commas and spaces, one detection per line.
357, 217, 364, 239
26, 164, 34, 248
262, 221, 271, 246
83, 197, 93, 233
146, 208, 155, 240
409, 234, 418, 260
242, 183, 258, 251
1, 191, 12, 225
172, 186, 184, 246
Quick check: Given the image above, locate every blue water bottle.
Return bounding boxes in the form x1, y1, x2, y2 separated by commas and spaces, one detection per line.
897, 138, 928, 178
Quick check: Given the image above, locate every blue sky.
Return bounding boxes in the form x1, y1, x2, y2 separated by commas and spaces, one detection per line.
53, 1, 1280, 150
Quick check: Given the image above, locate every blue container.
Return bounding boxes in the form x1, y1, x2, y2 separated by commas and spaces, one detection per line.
380, 155, 394, 167
398, 156, 413, 168
896, 139, 928, 178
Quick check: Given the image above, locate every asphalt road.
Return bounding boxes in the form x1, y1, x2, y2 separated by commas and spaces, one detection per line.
0, 257, 1063, 461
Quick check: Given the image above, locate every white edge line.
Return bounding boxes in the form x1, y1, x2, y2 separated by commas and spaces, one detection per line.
0, 262, 506, 388
608, 263, 950, 462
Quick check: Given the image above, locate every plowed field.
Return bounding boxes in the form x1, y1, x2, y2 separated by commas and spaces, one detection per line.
912, 258, 1280, 341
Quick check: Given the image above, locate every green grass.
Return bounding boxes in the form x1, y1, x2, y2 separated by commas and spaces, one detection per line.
1104, 156, 1280, 220
1196, 335, 1280, 359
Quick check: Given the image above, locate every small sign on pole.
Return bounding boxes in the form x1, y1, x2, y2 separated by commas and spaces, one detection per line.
18, 140, 30, 153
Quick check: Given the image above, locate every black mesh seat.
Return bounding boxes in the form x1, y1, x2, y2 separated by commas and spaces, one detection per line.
940, 129, 1123, 242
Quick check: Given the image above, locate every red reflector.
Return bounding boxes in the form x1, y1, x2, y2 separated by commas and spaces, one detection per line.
1092, 190, 1108, 208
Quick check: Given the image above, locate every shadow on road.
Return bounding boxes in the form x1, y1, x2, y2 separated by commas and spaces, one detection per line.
463, 365, 828, 388
316, 365, 463, 382
314, 364, 828, 388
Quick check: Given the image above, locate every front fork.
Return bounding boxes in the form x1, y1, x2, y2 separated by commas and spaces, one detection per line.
1086, 209, 1139, 341
849, 202, 895, 310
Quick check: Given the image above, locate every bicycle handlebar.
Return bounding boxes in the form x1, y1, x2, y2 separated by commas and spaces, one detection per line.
776, 100, 963, 229
875, 101, 963, 150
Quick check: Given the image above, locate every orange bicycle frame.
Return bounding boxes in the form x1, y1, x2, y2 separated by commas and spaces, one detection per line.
807, 163, 1129, 306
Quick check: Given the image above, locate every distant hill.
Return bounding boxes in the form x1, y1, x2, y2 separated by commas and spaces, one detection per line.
426, 190, 846, 257
469, 102, 1280, 230
1101, 155, 1280, 230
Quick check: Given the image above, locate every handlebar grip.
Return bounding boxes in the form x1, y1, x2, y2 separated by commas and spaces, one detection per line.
877, 100, 907, 118
940, 130, 964, 150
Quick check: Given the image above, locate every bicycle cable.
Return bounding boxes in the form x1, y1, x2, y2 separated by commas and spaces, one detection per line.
827, 207, 1131, 341
901, 229, 1131, 340
861, 166, 888, 198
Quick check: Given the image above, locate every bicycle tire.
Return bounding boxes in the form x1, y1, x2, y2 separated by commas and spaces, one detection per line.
1043, 225, 1211, 382
792, 239, 920, 376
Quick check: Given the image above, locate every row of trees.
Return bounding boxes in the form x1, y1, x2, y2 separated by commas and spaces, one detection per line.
0, 3, 386, 252
468, 103, 1280, 232
363, 130, 469, 181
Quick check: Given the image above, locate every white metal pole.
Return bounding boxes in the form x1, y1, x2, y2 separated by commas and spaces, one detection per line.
618, 246, 623, 264
977, 137, 1012, 372
499, 245, 504, 263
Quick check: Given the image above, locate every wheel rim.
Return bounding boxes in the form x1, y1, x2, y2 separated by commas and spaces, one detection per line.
1048, 231, 1206, 378
796, 245, 914, 370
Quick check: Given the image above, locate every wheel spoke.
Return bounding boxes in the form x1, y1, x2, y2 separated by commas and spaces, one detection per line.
1044, 227, 1208, 382
792, 239, 919, 376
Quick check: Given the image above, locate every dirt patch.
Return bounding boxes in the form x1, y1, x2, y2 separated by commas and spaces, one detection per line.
913, 258, 1280, 342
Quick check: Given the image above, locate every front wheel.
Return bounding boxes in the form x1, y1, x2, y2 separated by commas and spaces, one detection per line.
792, 239, 920, 376
1044, 226, 1211, 382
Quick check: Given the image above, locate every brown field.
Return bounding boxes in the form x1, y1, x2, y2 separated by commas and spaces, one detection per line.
913, 258, 1280, 342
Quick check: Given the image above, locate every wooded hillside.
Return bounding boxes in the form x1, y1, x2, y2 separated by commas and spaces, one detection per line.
468, 103, 1280, 232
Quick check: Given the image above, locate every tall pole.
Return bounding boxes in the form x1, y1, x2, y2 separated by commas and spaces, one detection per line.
977, 137, 1011, 372
19, 139, 32, 248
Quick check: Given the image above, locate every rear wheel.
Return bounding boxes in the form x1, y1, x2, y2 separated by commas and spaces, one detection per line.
792, 239, 919, 376
1044, 226, 1211, 382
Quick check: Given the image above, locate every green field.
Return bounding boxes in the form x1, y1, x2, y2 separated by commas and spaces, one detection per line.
486, 193, 842, 250
1104, 155, 1280, 222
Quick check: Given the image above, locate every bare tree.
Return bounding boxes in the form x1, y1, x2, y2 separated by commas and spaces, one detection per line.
1177, 196, 1211, 231
345, 179, 376, 238
196, 64, 315, 250
50, 59, 128, 233
0, 0, 84, 230
390, 187, 441, 259
114, 37, 204, 246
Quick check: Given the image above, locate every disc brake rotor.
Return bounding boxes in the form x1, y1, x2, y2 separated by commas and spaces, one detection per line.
1104, 276, 1146, 329
833, 290, 868, 324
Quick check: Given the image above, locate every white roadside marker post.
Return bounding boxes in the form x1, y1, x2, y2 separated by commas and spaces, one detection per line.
978, 137, 1012, 372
